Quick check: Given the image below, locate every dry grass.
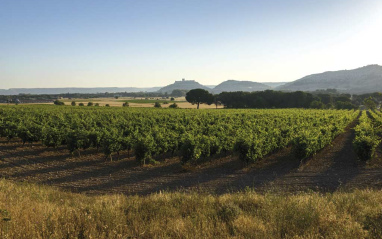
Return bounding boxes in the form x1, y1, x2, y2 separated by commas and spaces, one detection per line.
3, 97, 223, 108
1, 179, 382, 238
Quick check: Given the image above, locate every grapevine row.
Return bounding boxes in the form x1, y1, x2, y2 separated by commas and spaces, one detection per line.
0, 105, 358, 164
353, 111, 380, 161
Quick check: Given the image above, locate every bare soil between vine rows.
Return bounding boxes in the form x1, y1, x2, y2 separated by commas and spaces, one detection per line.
0, 120, 381, 195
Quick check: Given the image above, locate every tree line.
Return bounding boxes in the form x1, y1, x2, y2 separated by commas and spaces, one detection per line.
185, 89, 363, 109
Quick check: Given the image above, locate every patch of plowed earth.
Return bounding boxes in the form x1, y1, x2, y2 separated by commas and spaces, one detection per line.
0, 118, 381, 195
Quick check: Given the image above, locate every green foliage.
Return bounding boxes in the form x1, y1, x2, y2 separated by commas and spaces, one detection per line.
79, 103, 84, 106
53, 100, 65, 106
134, 136, 156, 165
0, 106, 359, 166
66, 129, 91, 154
171, 89, 188, 97
364, 97, 377, 110
352, 111, 380, 161
42, 126, 64, 148
101, 129, 121, 160
87, 102, 93, 107
310, 100, 325, 109
122, 102, 129, 107
335, 101, 355, 110
169, 103, 178, 108
154, 102, 161, 108
185, 89, 214, 109
71, 101, 76, 106
180, 135, 201, 164
353, 135, 379, 161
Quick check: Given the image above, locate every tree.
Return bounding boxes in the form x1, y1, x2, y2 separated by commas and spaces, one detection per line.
122, 102, 129, 107
87, 102, 93, 106
310, 100, 325, 109
364, 97, 376, 110
185, 89, 214, 109
154, 102, 161, 108
79, 103, 84, 106
105, 104, 110, 107
213, 95, 221, 109
71, 101, 76, 106
335, 101, 355, 110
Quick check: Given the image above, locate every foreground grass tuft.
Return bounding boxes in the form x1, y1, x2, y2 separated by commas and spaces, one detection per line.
0, 179, 382, 238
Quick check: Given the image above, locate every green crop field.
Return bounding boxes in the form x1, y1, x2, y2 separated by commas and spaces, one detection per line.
0, 105, 359, 163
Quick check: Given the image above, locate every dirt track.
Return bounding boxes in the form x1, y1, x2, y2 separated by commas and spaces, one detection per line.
0, 120, 381, 195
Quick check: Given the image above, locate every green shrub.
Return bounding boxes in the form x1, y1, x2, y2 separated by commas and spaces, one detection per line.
169, 103, 178, 108
53, 100, 65, 105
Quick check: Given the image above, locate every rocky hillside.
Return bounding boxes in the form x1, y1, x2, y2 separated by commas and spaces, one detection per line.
277, 65, 382, 93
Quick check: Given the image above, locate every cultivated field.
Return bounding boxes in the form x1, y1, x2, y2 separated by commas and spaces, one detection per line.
60, 97, 223, 108
1, 105, 382, 238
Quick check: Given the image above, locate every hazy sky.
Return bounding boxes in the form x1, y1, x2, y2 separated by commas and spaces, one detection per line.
1, 0, 382, 88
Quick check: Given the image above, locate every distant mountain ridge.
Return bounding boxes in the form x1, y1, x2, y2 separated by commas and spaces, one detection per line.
277, 65, 382, 93
2, 65, 381, 95
157, 79, 211, 93
0, 87, 161, 95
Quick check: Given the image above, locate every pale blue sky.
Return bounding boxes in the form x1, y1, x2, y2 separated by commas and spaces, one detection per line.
1, 0, 382, 88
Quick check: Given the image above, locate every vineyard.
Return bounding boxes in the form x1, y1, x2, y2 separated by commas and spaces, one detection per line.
0, 105, 360, 166
353, 111, 382, 161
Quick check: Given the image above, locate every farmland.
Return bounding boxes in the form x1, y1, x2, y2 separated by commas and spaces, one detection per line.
0, 106, 359, 163
1, 105, 382, 238
58, 97, 219, 108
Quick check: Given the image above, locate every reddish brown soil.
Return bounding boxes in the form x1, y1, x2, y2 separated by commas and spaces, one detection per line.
0, 120, 381, 195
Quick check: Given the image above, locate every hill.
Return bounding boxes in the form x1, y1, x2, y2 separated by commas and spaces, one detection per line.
158, 79, 211, 93
277, 65, 382, 93
212, 80, 271, 94
261, 82, 287, 88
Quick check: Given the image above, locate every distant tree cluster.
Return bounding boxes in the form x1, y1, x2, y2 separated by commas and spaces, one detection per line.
217, 91, 315, 109
184, 90, 359, 109
170, 89, 188, 97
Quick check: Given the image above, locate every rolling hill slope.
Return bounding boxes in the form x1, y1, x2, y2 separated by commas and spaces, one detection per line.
277, 65, 382, 93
